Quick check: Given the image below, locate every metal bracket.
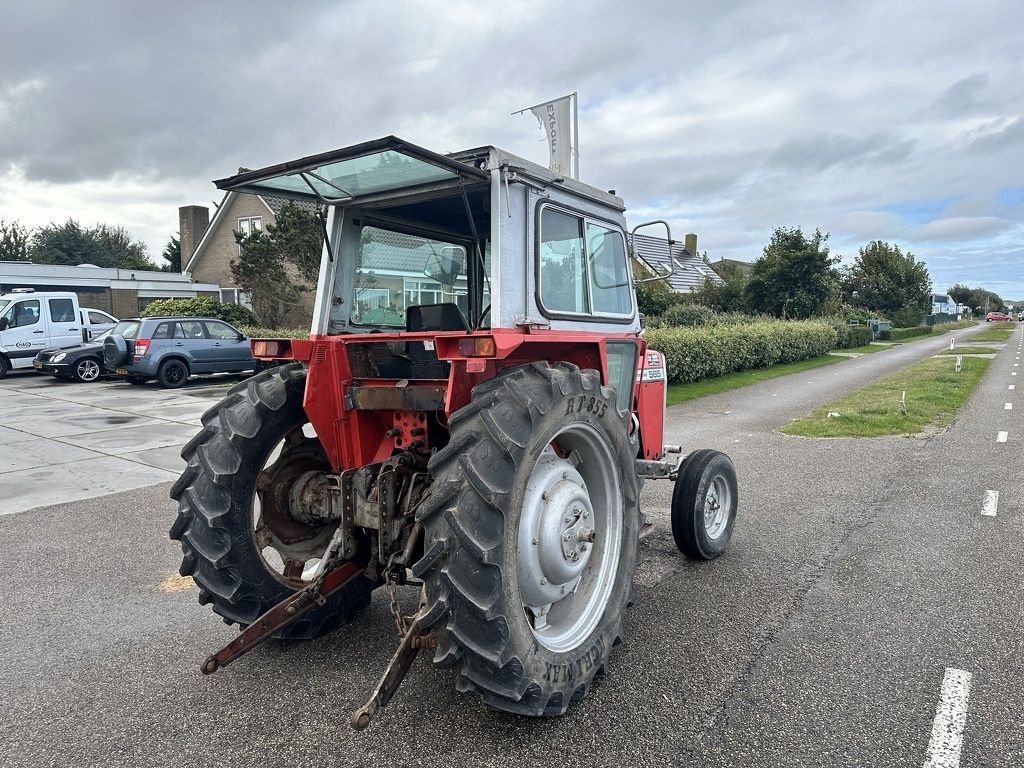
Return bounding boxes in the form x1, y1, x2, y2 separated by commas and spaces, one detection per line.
635, 455, 686, 481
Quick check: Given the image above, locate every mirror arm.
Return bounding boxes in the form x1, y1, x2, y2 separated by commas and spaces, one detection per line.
630, 220, 676, 284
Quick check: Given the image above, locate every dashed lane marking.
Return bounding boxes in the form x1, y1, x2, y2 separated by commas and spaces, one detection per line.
1010, 385, 1016, 390
923, 668, 973, 768
997, 431, 1008, 443
982, 490, 999, 517
1005, 403, 1013, 410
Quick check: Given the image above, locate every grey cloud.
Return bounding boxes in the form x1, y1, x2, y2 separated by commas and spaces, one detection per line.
967, 116, 1024, 153
767, 132, 917, 173
915, 216, 1011, 241
923, 73, 991, 117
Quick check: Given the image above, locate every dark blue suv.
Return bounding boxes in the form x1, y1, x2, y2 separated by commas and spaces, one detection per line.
103, 317, 259, 388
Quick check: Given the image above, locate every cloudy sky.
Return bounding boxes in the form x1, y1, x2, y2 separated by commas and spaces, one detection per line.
2, 0, 1022, 297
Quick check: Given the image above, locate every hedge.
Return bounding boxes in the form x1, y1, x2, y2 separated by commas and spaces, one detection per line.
833, 323, 875, 348
239, 325, 309, 339
645, 320, 838, 384
881, 326, 933, 341
140, 297, 256, 326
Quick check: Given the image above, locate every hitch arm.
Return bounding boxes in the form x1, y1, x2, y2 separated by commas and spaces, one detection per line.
201, 561, 362, 675
350, 610, 435, 730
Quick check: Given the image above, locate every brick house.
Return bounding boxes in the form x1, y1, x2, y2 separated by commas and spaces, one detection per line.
180, 192, 320, 325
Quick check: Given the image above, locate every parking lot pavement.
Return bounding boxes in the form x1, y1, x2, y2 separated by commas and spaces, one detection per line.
0, 371, 240, 515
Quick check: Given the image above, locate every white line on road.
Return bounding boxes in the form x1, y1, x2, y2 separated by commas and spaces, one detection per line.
997, 431, 1008, 443
982, 490, 999, 517
923, 668, 973, 768
1005, 403, 1013, 410
1010, 385, 1016, 390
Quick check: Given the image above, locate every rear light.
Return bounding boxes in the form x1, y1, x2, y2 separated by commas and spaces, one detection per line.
252, 339, 290, 358
457, 336, 496, 357
133, 339, 150, 360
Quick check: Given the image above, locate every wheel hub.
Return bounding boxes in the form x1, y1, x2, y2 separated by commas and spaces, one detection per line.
518, 453, 595, 609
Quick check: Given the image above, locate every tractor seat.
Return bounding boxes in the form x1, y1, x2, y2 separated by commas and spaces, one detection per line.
405, 303, 469, 332
405, 303, 466, 379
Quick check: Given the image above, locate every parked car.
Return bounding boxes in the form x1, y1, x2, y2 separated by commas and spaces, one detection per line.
80, 307, 118, 339
0, 289, 116, 377
985, 311, 1011, 322
33, 328, 114, 382
103, 317, 259, 388
1018, 311, 1024, 321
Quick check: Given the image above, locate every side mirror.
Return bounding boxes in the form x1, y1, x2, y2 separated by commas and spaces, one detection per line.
423, 245, 466, 286
0, 317, 7, 331
237, 333, 246, 342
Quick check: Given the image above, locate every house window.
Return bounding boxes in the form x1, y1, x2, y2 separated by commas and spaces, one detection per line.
237, 216, 263, 253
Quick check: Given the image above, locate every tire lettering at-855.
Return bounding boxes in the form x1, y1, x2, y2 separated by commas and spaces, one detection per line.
565, 394, 607, 418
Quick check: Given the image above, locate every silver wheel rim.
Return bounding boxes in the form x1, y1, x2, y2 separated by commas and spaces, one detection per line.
78, 359, 100, 381
704, 475, 731, 540
517, 422, 623, 653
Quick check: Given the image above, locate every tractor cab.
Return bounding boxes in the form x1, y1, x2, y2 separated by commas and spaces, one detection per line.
216, 136, 638, 338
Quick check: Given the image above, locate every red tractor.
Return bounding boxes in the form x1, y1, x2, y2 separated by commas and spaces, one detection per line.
170, 137, 738, 728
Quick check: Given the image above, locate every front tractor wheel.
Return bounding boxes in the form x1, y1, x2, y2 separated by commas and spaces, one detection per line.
170, 363, 373, 639
670, 449, 738, 560
414, 362, 640, 716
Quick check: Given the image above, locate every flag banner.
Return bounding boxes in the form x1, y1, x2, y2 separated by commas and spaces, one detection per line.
530, 95, 573, 176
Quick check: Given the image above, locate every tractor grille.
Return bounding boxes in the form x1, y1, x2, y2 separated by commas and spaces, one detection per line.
313, 342, 328, 363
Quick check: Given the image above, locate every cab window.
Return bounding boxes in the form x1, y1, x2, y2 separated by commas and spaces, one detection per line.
1, 300, 41, 328
538, 206, 632, 318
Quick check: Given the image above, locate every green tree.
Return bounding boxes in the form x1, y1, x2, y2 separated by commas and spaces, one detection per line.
29, 219, 157, 270
744, 227, 840, 319
841, 240, 931, 321
161, 235, 181, 272
0, 219, 32, 261
694, 260, 748, 312
948, 283, 1004, 315
230, 202, 323, 326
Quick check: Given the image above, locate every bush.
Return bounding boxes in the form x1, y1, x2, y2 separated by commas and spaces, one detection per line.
645, 320, 837, 384
889, 305, 925, 328
635, 280, 691, 318
140, 297, 256, 326
831, 322, 875, 348
657, 303, 717, 327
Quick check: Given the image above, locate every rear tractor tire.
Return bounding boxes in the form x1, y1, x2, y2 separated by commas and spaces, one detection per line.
170, 363, 374, 639
414, 362, 641, 716
670, 449, 738, 560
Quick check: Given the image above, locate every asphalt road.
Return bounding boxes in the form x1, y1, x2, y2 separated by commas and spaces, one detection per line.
1, 324, 1021, 767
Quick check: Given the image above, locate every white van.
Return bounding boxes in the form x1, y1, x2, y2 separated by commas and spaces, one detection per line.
0, 290, 117, 376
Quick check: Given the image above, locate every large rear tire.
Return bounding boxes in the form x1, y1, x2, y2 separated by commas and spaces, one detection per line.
414, 362, 640, 715
170, 363, 373, 639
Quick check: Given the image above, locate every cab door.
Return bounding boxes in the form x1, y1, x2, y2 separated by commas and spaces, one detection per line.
0, 298, 48, 367
46, 297, 81, 346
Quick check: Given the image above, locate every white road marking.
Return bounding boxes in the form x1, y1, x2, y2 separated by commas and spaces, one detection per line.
1005, 403, 1013, 410
1013, 372, 1018, 376
982, 490, 999, 517
923, 668, 973, 768
997, 431, 1008, 443
1010, 385, 1016, 390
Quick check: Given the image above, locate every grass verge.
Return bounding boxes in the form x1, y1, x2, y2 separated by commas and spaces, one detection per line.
779, 355, 991, 437
666, 354, 843, 406
937, 346, 998, 355
968, 322, 1016, 342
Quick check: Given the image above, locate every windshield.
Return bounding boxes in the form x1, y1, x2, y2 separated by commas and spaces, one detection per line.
345, 226, 488, 329
112, 321, 141, 340
91, 328, 114, 342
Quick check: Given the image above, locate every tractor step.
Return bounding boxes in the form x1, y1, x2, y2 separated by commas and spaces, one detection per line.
200, 561, 363, 675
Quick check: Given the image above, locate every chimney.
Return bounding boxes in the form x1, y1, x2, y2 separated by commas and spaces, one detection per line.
684, 233, 698, 256
178, 205, 210, 272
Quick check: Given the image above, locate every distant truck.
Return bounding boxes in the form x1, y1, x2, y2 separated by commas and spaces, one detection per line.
0, 289, 117, 377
